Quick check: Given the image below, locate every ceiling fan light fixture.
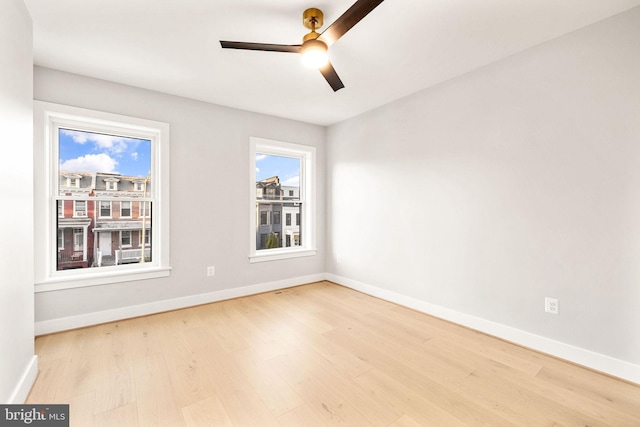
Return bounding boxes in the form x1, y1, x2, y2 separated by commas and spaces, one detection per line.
300, 39, 328, 69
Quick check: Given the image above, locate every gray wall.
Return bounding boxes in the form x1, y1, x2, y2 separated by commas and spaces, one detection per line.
1, 0, 35, 403
33, 67, 326, 323
327, 7, 640, 367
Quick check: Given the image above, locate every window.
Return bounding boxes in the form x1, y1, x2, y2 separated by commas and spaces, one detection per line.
74, 200, 86, 217
140, 201, 150, 218
99, 201, 112, 218
140, 229, 150, 246
121, 230, 132, 247
121, 201, 131, 218
73, 228, 84, 251
250, 137, 316, 262
34, 101, 171, 291
105, 178, 119, 191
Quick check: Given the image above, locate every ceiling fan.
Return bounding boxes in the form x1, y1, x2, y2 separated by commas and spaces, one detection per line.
219, 0, 385, 92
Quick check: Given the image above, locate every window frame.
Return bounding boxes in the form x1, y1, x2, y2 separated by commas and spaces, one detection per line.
120, 200, 132, 218
34, 101, 171, 292
121, 230, 132, 248
249, 137, 316, 262
99, 200, 112, 218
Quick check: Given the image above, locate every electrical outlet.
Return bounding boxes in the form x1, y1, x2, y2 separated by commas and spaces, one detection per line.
207, 266, 215, 277
545, 297, 558, 314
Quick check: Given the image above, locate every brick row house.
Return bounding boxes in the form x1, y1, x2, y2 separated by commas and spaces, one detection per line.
57, 171, 151, 270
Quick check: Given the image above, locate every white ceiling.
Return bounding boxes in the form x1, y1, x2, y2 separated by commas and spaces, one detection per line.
24, 0, 640, 126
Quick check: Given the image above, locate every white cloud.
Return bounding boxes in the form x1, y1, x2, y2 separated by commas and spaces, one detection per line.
282, 176, 299, 187
61, 129, 134, 155
61, 153, 118, 174
131, 152, 139, 160
256, 154, 267, 162
60, 129, 89, 144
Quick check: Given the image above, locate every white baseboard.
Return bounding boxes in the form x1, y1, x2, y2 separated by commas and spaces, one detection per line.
35, 274, 326, 336
8, 355, 38, 403
326, 273, 640, 385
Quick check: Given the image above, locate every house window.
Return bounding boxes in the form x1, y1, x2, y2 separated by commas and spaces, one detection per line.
73, 228, 84, 251
105, 179, 119, 191
34, 101, 171, 291
296, 213, 300, 226
139, 229, 150, 246
99, 201, 112, 218
74, 200, 86, 217
121, 201, 131, 218
66, 176, 80, 188
140, 201, 150, 218
121, 230, 131, 247
260, 211, 269, 225
250, 137, 316, 262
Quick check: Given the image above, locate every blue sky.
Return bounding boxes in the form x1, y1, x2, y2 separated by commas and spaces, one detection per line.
59, 128, 151, 177
256, 154, 300, 187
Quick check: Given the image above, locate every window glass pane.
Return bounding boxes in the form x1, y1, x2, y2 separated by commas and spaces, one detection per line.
55, 128, 153, 271
56, 203, 153, 270
255, 154, 300, 251
121, 201, 131, 217
255, 154, 300, 201
58, 128, 151, 195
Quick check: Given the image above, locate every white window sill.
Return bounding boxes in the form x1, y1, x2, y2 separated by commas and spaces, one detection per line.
249, 248, 317, 263
35, 265, 172, 293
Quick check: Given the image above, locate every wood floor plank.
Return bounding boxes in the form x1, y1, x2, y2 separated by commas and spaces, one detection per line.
133, 352, 185, 427
27, 281, 640, 426
93, 322, 136, 415
181, 395, 234, 426
93, 402, 139, 427
231, 348, 305, 417
277, 403, 332, 427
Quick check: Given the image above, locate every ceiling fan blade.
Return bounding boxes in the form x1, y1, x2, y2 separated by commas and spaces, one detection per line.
319, 61, 345, 92
220, 41, 301, 53
318, 0, 384, 46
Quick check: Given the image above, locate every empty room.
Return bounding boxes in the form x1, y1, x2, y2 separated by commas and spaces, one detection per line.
1, 0, 640, 425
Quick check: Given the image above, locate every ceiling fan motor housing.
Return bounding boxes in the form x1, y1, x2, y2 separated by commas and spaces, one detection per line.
303, 8, 324, 31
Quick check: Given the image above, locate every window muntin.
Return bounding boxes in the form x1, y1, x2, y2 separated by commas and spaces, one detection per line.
34, 101, 171, 291
250, 137, 316, 262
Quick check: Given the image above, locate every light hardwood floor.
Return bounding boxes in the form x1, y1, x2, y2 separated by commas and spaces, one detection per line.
27, 281, 640, 426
